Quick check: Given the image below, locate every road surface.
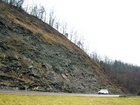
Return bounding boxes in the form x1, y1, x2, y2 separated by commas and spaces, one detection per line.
0, 89, 121, 97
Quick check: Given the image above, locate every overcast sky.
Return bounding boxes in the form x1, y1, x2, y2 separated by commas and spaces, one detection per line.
23, 0, 140, 66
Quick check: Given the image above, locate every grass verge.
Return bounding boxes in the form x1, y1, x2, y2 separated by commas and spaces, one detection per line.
0, 94, 140, 105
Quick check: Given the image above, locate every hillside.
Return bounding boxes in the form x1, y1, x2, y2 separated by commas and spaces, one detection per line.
0, 1, 122, 94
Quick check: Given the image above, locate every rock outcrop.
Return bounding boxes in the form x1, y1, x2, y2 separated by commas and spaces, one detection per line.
0, 1, 122, 94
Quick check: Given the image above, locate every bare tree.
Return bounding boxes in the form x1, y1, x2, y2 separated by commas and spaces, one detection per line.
38, 6, 46, 20
29, 5, 46, 21
2, 0, 24, 8
90, 51, 101, 62
73, 31, 78, 44
17, 0, 24, 8
61, 22, 67, 35
69, 28, 75, 41
48, 8, 56, 27
77, 41, 82, 48
30, 5, 38, 17
55, 21, 60, 31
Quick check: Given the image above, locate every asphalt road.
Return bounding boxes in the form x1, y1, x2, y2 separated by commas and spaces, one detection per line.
0, 89, 121, 97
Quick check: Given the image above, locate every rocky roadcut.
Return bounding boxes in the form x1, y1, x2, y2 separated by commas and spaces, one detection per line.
0, 1, 122, 94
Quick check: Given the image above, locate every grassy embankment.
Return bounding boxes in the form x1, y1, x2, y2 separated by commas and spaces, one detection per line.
0, 94, 140, 105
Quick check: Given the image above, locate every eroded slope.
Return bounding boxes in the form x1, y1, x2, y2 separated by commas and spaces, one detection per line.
0, 1, 122, 94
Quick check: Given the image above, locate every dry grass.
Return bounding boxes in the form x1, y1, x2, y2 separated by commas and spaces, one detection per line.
0, 94, 139, 105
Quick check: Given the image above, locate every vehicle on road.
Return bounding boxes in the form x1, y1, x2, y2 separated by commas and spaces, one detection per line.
98, 89, 109, 94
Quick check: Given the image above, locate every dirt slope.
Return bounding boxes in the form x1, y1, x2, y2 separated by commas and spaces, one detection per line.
0, 1, 122, 94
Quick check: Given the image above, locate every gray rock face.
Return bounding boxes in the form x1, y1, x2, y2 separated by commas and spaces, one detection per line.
0, 2, 123, 94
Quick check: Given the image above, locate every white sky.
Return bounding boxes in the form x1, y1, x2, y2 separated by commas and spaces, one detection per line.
23, 0, 140, 66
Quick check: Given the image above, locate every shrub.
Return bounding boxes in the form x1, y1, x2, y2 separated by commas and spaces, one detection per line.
138, 90, 140, 95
